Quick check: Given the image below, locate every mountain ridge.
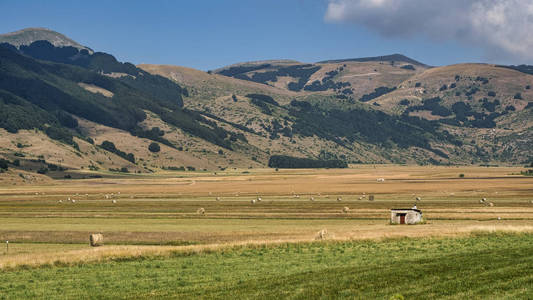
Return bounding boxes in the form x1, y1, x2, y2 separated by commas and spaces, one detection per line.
0, 27, 92, 53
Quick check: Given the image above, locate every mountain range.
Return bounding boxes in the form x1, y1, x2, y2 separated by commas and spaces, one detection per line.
0, 28, 531, 180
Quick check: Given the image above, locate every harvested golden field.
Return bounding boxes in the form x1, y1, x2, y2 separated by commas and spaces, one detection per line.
0, 165, 532, 268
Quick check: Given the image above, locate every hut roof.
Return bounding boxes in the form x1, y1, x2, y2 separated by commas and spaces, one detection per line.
391, 208, 422, 213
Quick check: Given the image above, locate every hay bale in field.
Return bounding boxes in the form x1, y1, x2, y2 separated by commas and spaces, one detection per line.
342, 207, 350, 213
105, 195, 109, 199
89, 233, 103, 247
295, 195, 300, 198
497, 216, 501, 220
67, 197, 71, 202
337, 196, 342, 202
316, 229, 328, 240
71, 199, 76, 203
369, 195, 375, 201
58, 200, 63, 203
310, 196, 315, 201
416, 197, 421, 201
488, 202, 494, 207
358, 197, 363, 200
377, 178, 385, 182
197, 207, 205, 215
257, 197, 262, 202
480, 198, 487, 203
251, 199, 256, 204
112, 199, 117, 204
216, 197, 221, 201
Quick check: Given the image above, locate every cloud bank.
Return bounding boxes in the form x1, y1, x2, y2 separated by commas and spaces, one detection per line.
325, 0, 533, 62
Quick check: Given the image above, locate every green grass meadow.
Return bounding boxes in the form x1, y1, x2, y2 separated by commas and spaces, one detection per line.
1, 232, 532, 299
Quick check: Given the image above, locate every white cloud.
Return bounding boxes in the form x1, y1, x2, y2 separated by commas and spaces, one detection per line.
325, 0, 533, 62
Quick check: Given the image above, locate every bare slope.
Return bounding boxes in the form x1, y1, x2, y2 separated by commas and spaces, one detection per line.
0, 28, 91, 52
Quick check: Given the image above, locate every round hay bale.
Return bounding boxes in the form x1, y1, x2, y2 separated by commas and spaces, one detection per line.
257, 197, 262, 202
251, 199, 256, 204
358, 197, 363, 200
337, 197, 342, 202
71, 199, 76, 203
416, 197, 421, 201
310, 196, 315, 201
216, 197, 221, 201
196, 207, 205, 215
316, 229, 328, 240
488, 202, 494, 207
112, 199, 117, 204
342, 207, 350, 213
89, 233, 104, 247
58, 200, 63, 203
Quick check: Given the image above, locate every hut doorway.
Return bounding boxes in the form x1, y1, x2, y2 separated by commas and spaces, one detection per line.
399, 213, 406, 224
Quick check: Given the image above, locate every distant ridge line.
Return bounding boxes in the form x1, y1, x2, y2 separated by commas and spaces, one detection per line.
318, 54, 427, 66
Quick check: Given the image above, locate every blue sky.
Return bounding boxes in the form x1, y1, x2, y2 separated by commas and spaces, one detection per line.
0, 0, 508, 70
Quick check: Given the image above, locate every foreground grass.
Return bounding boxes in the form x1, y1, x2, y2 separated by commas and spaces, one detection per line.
1, 233, 532, 299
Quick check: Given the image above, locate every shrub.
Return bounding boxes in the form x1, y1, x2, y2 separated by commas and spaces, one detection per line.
514, 93, 523, 100
37, 167, 48, 174
401, 65, 415, 70
148, 142, 160, 153
268, 155, 348, 169
399, 99, 410, 106
459, 173, 465, 178
100, 140, 135, 163
359, 86, 396, 102
0, 158, 9, 170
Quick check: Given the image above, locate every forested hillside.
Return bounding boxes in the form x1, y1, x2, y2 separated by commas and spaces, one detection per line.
0, 28, 532, 180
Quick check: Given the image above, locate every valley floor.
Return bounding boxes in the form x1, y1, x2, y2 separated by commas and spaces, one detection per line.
0, 165, 532, 298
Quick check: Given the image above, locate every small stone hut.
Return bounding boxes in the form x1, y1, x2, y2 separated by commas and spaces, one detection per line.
390, 208, 423, 225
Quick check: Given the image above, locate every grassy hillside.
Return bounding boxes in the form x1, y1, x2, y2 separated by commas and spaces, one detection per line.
1, 28, 532, 177
1, 233, 532, 298
0, 40, 259, 174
